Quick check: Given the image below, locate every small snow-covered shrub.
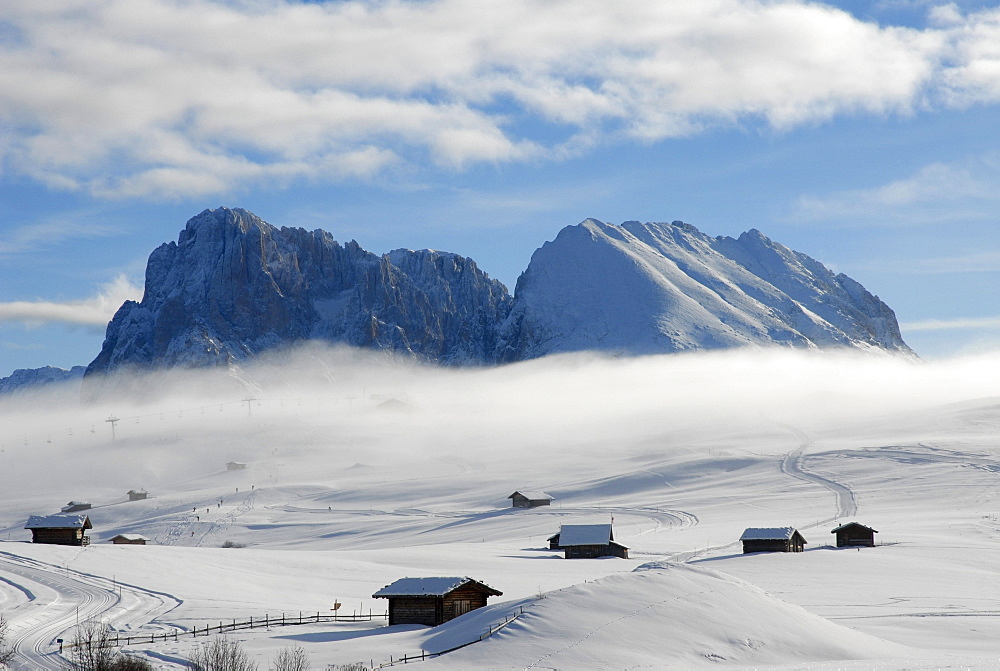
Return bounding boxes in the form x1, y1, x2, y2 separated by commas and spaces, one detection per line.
113, 655, 155, 671
220, 541, 246, 548
0, 615, 13, 668
270, 646, 308, 671
188, 637, 257, 671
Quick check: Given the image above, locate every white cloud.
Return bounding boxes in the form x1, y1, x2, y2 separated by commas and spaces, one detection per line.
0, 275, 142, 327
901, 315, 1000, 331
0, 0, 997, 198
789, 154, 1000, 224
0, 217, 120, 256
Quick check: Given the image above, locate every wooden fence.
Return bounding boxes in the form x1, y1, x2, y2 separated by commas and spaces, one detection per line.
371, 606, 525, 669
66, 611, 387, 649
68, 605, 525, 670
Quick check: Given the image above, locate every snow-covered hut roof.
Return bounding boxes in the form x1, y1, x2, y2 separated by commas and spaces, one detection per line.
111, 533, 150, 541
558, 524, 614, 546
25, 514, 92, 529
739, 527, 801, 541
831, 522, 878, 534
372, 577, 501, 598
508, 490, 553, 501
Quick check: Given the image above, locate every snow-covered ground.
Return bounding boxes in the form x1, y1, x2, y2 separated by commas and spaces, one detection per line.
2, 347, 1000, 669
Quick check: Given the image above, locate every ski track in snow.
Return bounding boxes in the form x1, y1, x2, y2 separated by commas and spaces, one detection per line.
779, 425, 858, 523
0, 551, 182, 670
152, 489, 258, 547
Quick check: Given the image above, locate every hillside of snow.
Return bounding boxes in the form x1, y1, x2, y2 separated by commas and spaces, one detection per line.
1, 346, 998, 669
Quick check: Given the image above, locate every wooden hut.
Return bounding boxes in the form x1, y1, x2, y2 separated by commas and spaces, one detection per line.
61, 501, 92, 512
831, 522, 877, 547
25, 514, 92, 546
373, 577, 502, 626
127, 490, 148, 501
551, 523, 628, 559
110, 533, 149, 545
508, 490, 554, 508
226, 462, 247, 471
739, 527, 806, 553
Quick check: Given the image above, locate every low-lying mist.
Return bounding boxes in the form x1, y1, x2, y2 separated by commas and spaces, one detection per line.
2, 345, 999, 529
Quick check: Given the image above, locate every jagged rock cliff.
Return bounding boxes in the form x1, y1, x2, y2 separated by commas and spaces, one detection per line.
85, 210, 912, 378
86, 208, 512, 376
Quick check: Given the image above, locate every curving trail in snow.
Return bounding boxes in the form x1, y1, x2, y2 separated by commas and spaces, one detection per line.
778, 426, 857, 523
0, 551, 182, 670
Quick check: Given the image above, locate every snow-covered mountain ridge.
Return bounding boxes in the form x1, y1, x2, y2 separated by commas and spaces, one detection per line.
85, 208, 912, 377
498, 218, 912, 360
0, 366, 85, 395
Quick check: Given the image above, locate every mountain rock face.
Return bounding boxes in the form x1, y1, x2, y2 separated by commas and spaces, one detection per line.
86, 210, 912, 377
496, 219, 912, 360
86, 208, 512, 376
0, 366, 86, 395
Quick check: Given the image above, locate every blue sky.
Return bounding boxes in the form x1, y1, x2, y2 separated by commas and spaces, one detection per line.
2, 0, 1000, 377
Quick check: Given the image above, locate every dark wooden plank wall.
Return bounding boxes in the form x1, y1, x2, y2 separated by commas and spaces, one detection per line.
388, 596, 440, 626
836, 529, 874, 547
31, 528, 88, 546
742, 538, 801, 553
441, 584, 490, 621
564, 543, 628, 559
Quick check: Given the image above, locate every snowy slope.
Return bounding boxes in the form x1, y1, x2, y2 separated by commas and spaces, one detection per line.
424, 565, 912, 669
4, 347, 995, 670
499, 219, 911, 360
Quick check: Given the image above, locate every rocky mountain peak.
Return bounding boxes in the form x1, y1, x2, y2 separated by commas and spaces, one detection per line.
83, 211, 912, 383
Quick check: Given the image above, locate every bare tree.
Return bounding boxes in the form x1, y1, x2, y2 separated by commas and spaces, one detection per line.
71, 620, 119, 671
188, 637, 258, 671
270, 646, 308, 671
0, 615, 15, 669
69, 621, 153, 671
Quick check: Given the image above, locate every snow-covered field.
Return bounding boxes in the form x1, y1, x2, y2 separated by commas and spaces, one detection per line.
2, 347, 1000, 670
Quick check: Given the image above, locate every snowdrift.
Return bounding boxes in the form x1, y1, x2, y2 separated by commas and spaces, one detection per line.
423, 563, 912, 668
